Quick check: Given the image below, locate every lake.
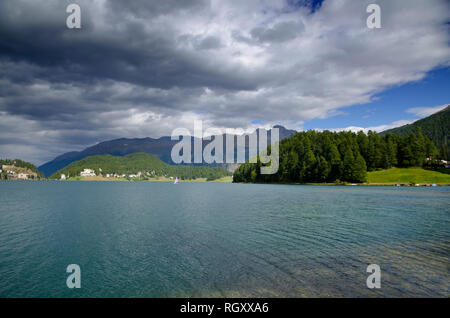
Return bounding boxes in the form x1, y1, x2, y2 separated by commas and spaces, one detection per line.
0, 181, 448, 297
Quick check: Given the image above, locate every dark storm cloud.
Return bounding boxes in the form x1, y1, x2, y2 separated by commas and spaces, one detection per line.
106, 0, 210, 18
0, 0, 258, 93
250, 21, 305, 43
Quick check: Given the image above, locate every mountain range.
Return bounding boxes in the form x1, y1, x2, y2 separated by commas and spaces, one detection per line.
38, 126, 297, 177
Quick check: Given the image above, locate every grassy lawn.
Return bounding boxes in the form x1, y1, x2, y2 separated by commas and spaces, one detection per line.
367, 168, 450, 185
210, 176, 233, 183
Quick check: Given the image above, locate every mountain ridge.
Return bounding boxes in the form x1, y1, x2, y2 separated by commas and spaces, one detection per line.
39, 126, 297, 177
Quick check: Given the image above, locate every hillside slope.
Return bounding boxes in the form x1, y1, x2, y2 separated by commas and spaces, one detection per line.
380, 105, 449, 158
50, 153, 232, 181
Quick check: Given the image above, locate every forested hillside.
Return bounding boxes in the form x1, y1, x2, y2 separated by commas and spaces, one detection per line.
380, 105, 449, 159
50, 153, 232, 181
233, 129, 438, 184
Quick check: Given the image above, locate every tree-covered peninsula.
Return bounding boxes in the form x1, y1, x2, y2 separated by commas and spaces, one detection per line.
233, 129, 439, 184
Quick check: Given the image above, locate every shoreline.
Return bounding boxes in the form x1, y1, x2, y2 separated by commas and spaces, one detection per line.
9, 176, 235, 183
232, 181, 450, 187
2, 179, 449, 186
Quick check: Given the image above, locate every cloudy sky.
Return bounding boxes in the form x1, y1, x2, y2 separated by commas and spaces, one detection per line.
0, 0, 449, 165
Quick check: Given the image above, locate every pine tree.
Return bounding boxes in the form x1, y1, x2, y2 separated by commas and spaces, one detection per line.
385, 134, 397, 167
317, 156, 330, 182
328, 143, 342, 181
342, 148, 355, 182
357, 131, 369, 159
300, 150, 316, 181
352, 153, 367, 183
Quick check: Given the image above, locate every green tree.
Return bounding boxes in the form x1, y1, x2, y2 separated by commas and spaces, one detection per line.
342, 148, 355, 182
250, 169, 258, 183
300, 150, 316, 181
352, 153, 367, 183
328, 143, 342, 181
317, 156, 330, 182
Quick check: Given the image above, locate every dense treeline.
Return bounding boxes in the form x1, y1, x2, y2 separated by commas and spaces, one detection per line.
51, 153, 232, 180
233, 129, 438, 184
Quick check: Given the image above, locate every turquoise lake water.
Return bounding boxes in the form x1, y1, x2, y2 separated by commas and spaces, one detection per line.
0, 181, 448, 297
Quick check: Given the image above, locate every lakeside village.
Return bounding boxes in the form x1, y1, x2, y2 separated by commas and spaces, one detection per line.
0, 165, 172, 181
0, 164, 39, 180
59, 168, 170, 181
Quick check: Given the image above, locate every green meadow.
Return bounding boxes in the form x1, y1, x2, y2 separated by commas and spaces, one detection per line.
367, 168, 450, 185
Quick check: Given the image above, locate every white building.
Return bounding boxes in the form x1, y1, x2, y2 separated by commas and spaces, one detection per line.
60, 174, 67, 180
80, 169, 96, 177
17, 173, 29, 180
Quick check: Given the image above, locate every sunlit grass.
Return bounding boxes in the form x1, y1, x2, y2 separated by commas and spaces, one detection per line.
367, 168, 450, 185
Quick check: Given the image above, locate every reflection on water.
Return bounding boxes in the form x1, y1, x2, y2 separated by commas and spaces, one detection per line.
0, 182, 449, 297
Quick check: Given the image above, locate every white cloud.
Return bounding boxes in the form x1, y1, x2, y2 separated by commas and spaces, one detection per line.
406, 104, 448, 118
320, 120, 415, 134
322, 102, 450, 134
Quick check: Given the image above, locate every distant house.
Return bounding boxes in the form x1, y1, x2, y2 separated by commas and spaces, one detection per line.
80, 169, 96, 177
17, 173, 29, 180
439, 160, 449, 169
60, 174, 67, 180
